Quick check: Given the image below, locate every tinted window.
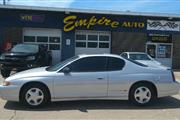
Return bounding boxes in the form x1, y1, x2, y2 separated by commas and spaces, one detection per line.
67, 57, 107, 72
46, 56, 79, 71
107, 57, 125, 71
129, 54, 151, 60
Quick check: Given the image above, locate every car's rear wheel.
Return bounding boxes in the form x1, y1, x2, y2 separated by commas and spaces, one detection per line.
129, 83, 156, 106
20, 84, 50, 108
1, 69, 11, 78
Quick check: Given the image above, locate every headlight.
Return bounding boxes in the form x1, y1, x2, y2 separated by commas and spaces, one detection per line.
26, 56, 35, 60
0, 55, 5, 60
2, 81, 11, 86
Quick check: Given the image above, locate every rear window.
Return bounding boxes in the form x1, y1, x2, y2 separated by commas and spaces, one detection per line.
129, 54, 151, 60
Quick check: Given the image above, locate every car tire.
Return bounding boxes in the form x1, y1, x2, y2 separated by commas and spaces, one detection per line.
20, 84, 50, 108
1, 69, 11, 78
129, 83, 156, 106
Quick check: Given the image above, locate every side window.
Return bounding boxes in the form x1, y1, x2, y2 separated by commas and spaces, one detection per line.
107, 57, 125, 71
66, 56, 107, 72
121, 53, 128, 58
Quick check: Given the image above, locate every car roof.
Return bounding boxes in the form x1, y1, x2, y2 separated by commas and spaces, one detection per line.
78, 54, 123, 58
123, 52, 148, 54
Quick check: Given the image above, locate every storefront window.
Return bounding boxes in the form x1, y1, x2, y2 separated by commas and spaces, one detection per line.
76, 34, 86, 40
49, 44, 60, 50
76, 42, 86, 47
157, 44, 171, 58
88, 35, 98, 41
49, 37, 60, 43
24, 36, 35, 42
88, 42, 97, 48
99, 35, 109, 41
76, 32, 110, 48
37, 36, 48, 43
99, 43, 109, 48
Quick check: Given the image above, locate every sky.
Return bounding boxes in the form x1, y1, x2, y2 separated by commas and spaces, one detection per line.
1, 0, 180, 14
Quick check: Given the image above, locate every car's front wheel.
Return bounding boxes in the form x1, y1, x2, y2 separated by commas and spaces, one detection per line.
129, 83, 156, 106
20, 84, 50, 108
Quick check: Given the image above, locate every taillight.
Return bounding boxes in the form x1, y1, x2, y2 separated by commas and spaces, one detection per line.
171, 70, 176, 82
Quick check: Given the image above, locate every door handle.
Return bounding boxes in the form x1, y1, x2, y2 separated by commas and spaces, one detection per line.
97, 78, 104, 80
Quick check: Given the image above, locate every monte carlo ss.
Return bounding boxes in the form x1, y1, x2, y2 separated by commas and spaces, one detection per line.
0, 54, 180, 108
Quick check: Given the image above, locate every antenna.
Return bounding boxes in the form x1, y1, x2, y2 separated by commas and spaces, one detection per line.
3, 0, 5, 5
3, 0, 10, 5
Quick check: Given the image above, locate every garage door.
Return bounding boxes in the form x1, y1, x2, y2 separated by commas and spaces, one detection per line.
75, 31, 111, 55
23, 28, 61, 65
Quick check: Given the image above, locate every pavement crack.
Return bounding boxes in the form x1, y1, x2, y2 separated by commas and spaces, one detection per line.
9, 110, 16, 120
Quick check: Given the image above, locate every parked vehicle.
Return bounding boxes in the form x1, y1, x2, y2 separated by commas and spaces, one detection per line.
0, 54, 179, 108
0, 44, 52, 78
120, 52, 167, 68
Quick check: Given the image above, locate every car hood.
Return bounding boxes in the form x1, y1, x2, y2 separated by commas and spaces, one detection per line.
6, 67, 51, 81
2, 52, 35, 57
136, 60, 169, 69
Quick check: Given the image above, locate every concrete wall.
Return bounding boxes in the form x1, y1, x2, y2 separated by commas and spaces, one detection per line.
111, 32, 147, 54
173, 34, 180, 69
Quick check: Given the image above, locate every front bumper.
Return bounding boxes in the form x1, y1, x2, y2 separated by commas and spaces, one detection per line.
0, 60, 39, 71
156, 81, 180, 98
0, 83, 20, 102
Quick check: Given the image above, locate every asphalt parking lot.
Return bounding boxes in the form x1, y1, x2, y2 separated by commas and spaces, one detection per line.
0, 72, 180, 120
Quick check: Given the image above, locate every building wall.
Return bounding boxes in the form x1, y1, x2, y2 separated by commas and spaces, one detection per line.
111, 32, 147, 54
173, 34, 180, 69
3, 27, 23, 44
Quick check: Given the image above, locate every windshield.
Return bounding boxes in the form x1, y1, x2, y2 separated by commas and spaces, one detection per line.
129, 53, 151, 60
46, 56, 79, 71
11, 44, 39, 53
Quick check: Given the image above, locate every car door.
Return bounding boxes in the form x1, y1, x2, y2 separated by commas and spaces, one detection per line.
53, 56, 108, 99
107, 57, 128, 97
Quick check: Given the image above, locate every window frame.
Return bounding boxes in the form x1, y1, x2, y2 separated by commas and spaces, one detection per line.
75, 31, 111, 49
23, 35, 61, 51
107, 57, 126, 71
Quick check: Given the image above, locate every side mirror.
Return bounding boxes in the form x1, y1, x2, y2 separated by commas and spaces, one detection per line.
62, 67, 70, 74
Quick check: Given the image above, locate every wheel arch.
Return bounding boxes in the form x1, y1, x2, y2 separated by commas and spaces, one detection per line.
19, 81, 51, 102
128, 80, 158, 99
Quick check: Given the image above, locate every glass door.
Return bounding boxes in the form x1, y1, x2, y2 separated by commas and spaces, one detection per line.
146, 43, 173, 67
156, 43, 172, 67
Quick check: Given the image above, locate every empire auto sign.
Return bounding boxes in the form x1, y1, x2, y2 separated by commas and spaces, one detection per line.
63, 15, 180, 32
63, 15, 145, 32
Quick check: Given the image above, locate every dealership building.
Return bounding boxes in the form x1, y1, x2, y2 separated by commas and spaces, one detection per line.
0, 5, 180, 68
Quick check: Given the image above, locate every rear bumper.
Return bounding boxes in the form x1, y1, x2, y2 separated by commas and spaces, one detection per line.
156, 81, 180, 98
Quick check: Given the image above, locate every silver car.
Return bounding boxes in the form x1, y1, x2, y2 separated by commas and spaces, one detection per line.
120, 52, 166, 68
0, 54, 180, 108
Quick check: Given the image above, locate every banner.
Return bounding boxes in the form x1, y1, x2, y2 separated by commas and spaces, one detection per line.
147, 20, 180, 31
